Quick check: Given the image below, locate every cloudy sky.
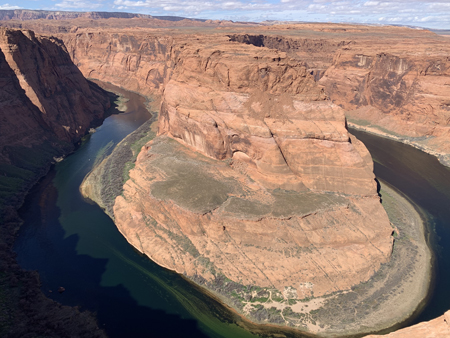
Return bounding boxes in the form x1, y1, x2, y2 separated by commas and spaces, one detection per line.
0, 0, 449, 29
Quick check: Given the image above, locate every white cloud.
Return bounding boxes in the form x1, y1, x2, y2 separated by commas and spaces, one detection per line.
55, 0, 104, 9
0, 3, 22, 9
25, 0, 448, 29
113, 0, 274, 13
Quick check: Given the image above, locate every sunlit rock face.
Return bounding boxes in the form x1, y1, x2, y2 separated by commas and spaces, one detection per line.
364, 310, 450, 338
91, 34, 394, 320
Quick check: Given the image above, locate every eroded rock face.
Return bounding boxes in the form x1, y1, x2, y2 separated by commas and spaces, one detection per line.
0, 27, 109, 338
0, 29, 108, 144
98, 34, 395, 329
63, 31, 172, 96
319, 32, 450, 163
0, 27, 109, 211
364, 310, 450, 338
115, 136, 392, 299
158, 39, 378, 196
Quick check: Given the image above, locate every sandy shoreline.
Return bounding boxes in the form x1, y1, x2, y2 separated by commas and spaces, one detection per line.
170, 182, 433, 338
81, 106, 433, 337
342, 181, 432, 336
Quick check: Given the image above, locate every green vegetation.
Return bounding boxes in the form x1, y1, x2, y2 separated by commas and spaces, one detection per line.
288, 299, 297, 305
90, 116, 157, 217
347, 117, 404, 138
371, 125, 404, 138
346, 117, 372, 127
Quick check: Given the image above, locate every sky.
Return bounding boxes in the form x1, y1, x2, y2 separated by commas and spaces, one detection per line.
0, 1, 449, 30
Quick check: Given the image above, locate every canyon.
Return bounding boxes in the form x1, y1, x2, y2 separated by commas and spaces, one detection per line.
0, 11, 449, 338
0, 27, 109, 216
0, 27, 110, 337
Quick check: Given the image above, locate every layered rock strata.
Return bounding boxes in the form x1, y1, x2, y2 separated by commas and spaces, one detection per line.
81, 34, 394, 333
319, 30, 450, 165
0, 27, 109, 213
0, 17, 445, 336
53, 22, 450, 167
0, 27, 109, 337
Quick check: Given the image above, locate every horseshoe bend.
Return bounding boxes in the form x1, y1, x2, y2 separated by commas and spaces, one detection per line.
76, 24, 430, 335
1, 13, 450, 337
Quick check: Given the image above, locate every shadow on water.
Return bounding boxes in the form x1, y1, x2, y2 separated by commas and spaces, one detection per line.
16, 168, 210, 338
350, 128, 450, 324
15, 82, 313, 338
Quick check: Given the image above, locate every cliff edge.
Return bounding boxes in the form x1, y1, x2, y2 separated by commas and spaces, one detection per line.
81, 33, 396, 335
0, 27, 109, 337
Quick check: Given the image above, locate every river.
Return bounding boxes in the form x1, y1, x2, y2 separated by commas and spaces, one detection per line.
350, 128, 450, 325
13, 83, 450, 337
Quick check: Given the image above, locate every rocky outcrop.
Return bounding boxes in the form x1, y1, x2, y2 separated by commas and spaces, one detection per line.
0, 28, 109, 214
319, 30, 450, 165
76, 32, 395, 333
0, 27, 110, 338
1, 18, 443, 335
364, 310, 450, 338
63, 31, 173, 96
159, 40, 377, 196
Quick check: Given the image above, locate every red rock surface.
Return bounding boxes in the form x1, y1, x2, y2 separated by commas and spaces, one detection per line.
3, 17, 447, 335
48, 22, 450, 166
364, 310, 450, 338
72, 29, 395, 330
0, 27, 109, 210
0, 28, 108, 145
317, 28, 450, 163
0, 26, 109, 338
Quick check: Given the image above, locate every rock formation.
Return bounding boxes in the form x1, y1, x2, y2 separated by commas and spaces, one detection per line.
0, 27, 109, 213
318, 29, 450, 165
364, 310, 450, 338
50, 22, 450, 168
79, 29, 395, 333
0, 27, 109, 337
2, 14, 449, 337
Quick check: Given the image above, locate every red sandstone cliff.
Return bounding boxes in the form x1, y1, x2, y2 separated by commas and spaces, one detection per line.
0, 27, 109, 338
318, 30, 450, 164
1, 18, 443, 336
0, 28, 109, 213
76, 28, 395, 334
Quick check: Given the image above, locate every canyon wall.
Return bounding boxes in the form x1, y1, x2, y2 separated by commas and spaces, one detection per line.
0, 27, 110, 338
4, 19, 450, 168
0, 27, 109, 216
63, 30, 173, 96
59, 24, 450, 169
318, 30, 450, 165
1, 18, 446, 336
